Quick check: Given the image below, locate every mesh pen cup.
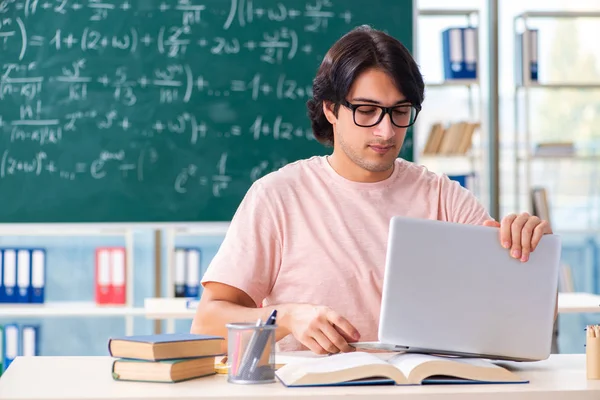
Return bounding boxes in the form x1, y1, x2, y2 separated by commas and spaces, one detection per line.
226, 322, 277, 384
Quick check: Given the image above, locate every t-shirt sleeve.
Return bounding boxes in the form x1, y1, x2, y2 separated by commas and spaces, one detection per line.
200, 180, 282, 307
441, 175, 493, 225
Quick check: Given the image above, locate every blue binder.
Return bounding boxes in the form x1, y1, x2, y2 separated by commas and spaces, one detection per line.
16, 249, 32, 303
3, 324, 19, 372
174, 248, 187, 298
515, 29, 538, 85
449, 173, 476, 191
0, 249, 4, 303
442, 27, 464, 80
21, 325, 39, 356
30, 249, 46, 303
2, 249, 17, 303
463, 27, 477, 79
185, 248, 202, 298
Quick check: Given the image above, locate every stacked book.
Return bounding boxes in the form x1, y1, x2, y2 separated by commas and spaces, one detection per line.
108, 333, 225, 383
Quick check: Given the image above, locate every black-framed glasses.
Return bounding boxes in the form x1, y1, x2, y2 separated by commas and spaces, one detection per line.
341, 100, 420, 128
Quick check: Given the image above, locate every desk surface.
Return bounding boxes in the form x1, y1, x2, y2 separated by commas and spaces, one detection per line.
1, 354, 600, 400
558, 292, 600, 313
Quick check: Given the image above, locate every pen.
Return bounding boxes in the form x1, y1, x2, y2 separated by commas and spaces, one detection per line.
236, 318, 262, 378
244, 310, 278, 380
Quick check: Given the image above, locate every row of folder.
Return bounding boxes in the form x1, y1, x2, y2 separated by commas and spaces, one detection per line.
441, 26, 539, 85
0, 248, 46, 303
1, 324, 40, 373
173, 247, 201, 298
442, 27, 478, 80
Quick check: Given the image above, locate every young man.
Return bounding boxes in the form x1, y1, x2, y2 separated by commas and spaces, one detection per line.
192, 26, 553, 355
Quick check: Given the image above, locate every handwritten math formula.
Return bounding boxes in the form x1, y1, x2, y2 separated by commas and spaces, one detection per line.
0, 0, 355, 217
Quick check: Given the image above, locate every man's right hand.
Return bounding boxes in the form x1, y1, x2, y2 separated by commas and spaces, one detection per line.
280, 304, 361, 355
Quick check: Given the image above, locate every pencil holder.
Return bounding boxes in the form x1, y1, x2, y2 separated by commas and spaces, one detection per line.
587, 326, 600, 380
226, 322, 277, 384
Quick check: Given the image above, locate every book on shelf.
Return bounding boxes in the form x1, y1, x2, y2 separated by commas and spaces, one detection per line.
533, 142, 575, 157
108, 333, 224, 361
275, 352, 527, 387
531, 186, 551, 226
558, 263, 575, 293
422, 121, 479, 155
112, 357, 216, 383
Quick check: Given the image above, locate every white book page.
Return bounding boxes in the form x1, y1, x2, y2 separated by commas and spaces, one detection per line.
287, 352, 388, 374
388, 353, 497, 378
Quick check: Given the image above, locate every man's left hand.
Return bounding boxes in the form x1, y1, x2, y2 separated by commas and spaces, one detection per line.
483, 213, 552, 262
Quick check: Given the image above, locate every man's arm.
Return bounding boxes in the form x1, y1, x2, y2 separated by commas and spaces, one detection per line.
191, 282, 292, 353
191, 282, 360, 355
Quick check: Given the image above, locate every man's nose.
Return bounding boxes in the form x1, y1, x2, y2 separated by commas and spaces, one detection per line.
373, 113, 395, 140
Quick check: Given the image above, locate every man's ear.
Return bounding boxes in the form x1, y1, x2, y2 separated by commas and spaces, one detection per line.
322, 101, 338, 125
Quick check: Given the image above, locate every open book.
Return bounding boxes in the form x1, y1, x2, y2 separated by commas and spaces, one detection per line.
275, 352, 528, 387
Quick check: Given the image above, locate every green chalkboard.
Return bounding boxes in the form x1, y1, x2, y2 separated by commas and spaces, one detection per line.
0, 0, 414, 222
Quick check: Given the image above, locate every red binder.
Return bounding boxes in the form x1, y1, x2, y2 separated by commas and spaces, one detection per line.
95, 247, 127, 305
95, 248, 112, 304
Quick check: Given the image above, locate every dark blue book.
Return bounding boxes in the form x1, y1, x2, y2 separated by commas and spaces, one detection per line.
108, 333, 224, 361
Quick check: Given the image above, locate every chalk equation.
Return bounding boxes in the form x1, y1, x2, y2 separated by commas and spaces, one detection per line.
0, 0, 355, 204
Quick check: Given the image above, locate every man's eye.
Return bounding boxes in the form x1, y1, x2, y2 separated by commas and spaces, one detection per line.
357, 107, 378, 114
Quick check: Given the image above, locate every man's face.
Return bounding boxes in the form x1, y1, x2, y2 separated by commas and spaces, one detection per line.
324, 68, 410, 174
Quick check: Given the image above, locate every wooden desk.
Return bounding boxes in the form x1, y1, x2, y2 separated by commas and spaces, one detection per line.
0, 355, 599, 400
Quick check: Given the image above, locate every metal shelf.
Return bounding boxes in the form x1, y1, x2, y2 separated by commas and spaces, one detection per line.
426, 80, 479, 88
419, 9, 479, 17
517, 83, 600, 90
517, 154, 600, 161
169, 222, 230, 237
516, 11, 600, 19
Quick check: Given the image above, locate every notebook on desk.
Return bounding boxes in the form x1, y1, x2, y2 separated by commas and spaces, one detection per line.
351, 216, 562, 362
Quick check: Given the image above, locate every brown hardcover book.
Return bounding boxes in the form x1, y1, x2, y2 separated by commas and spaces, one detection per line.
108, 333, 224, 361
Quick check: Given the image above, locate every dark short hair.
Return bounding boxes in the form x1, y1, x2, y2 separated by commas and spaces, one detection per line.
307, 25, 425, 146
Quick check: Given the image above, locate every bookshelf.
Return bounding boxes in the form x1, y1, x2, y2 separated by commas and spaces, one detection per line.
0, 223, 137, 335
161, 223, 229, 333
512, 11, 600, 232
415, 9, 485, 201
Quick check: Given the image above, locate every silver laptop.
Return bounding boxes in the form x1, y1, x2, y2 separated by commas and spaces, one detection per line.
353, 216, 561, 362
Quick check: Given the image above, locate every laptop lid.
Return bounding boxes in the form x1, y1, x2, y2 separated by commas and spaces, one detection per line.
378, 216, 561, 361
